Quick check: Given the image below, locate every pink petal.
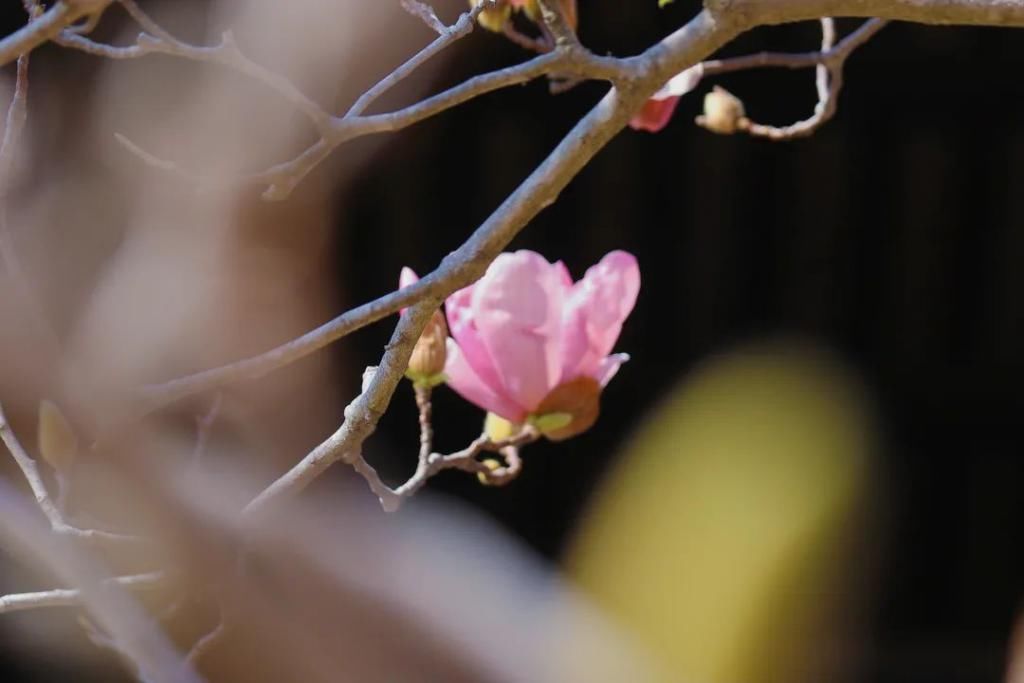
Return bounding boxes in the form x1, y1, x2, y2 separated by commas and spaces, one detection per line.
628, 65, 703, 133
629, 96, 681, 133
569, 250, 641, 377
444, 339, 527, 422
445, 283, 507, 400
399, 266, 419, 289
593, 352, 630, 387
553, 260, 573, 289
656, 64, 704, 99
470, 251, 565, 411
398, 267, 419, 315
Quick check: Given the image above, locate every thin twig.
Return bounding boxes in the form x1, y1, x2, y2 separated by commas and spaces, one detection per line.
347, 3, 487, 117
700, 19, 887, 75
536, 0, 578, 47
502, 22, 551, 54
414, 385, 433, 468
117, 0, 176, 43
185, 603, 226, 667
0, 403, 142, 548
401, 0, 448, 35
0, 572, 164, 615
191, 393, 222, 470
55, 28, 332, 134
0, 48, 61, 360
700, 18, 889, 139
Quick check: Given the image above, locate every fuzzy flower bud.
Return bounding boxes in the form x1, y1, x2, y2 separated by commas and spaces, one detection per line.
696, 86, 749, 135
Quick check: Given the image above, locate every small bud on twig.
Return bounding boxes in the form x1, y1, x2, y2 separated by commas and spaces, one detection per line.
406, 310, 448, 387
695, 85, 750, 135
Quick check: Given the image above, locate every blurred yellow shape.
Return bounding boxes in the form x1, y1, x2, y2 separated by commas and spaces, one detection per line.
569, 341, 875, 683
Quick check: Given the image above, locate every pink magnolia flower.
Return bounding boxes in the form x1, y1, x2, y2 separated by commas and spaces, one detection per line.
443, 250, 640, 425
629, 64, 704, 133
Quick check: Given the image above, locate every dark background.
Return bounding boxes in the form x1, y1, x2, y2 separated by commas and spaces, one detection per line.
3, 1, 1024, 681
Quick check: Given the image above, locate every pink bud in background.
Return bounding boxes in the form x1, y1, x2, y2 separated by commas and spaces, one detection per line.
444, 250, 640, 433
629, 64, 704, 133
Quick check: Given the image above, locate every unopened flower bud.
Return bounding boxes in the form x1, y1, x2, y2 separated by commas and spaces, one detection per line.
406, 310, 448, 387
38, 400, 77, 473
530, 376, 601, 441
696, 85, 748, 135
471, 0, 512, 32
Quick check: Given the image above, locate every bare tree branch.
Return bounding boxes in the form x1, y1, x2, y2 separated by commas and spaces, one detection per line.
0, 0, 112, 67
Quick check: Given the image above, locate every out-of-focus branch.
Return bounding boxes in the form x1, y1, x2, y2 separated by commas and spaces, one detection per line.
0, 478, 197, 683
347, 1, 490, 116
191, 393, 222, 470
0, 0, 111, 66
0, 403, 141, 548
185, 603, 226, 667
55, 24, 333, 134
0, 572, 164, 615
0, 47, 62, 360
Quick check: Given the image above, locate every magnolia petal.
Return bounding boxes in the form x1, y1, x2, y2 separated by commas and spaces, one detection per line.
399, 266, 419, 289
445, 283, 508, 398
593, 352, 630, 387
444, 339, 527, 422
629, 96, 681, 133
656, 64, 704, 100
576, 250, 641, 362
470, 251, 565, 411
398, 266, 419, 315
629, 65, 703, 133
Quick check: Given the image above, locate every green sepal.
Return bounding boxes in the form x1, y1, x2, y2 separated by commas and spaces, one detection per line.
527, 412, 573, 435
405, 370, 446, 389
485, 412, 516, 442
